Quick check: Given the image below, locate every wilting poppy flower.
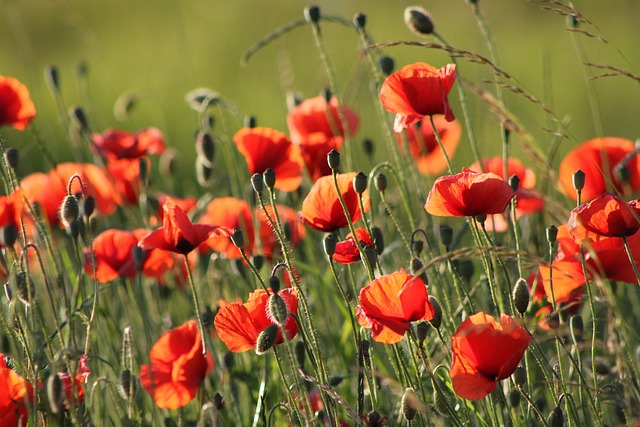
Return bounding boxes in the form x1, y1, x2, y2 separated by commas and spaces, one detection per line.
0, 76, 36, 130
287, 96, 359, 181
139, 200, 232, 255
233, 127, 303, 191
214, 288, 299, 352
356, 269, 433, 344
198, 197, 254, 259
298, 173, 370, 232
85, 229, 174, 283
450, 312, 530, 400
92, 127, 166, 159
425, 168, 515, 217
256, 205, 305, 259
140, 319, 213, 409
380, 62, 456, 132
569, 193, 640, 238
559, 137, 640, 202
400, 116, 461, 176
0, 354, 34, 425
333, 227, 372, 264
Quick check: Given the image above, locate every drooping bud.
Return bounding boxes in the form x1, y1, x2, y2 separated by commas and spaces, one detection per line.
1, 225, 17, 247
371, 226, 384, 255
374, 173, 387, 192
304, 5, 321, 24
255, 324, 279, 355
546, 225, 558, 245
415, 321, 430, 344
433, 381, 453, 415
547, 406, 565, 427
545, 311, 560, 330
353, 172, 368, 194
196, 131, 215, 167
160, 148, 179, 177
117, 369, 139, 402
572, 170, 585, 192
268, 275, 281, 294
47, 374, 65, 414
509, 174, 520, 192
401, 387, 418, 421
353, 12, 366, 30
267, 293, 288, 326
411, 239, 424, 256
244, 115, 257, 129
286, 91, 303, 110
455, 259, 475, 283
404, 6, 435, 36
377, 56, 395, 76
14, 271, 33, 306
439, 224, 453, 248
428, 296, 442, 329
570, 315, 584, 344
513, 278, 530, 314
69, 105, 89, 131
113, 92, 137, 121
263, 168, 276, 189
230, 228, 245, 250
327, 149, 340, 170
44, 65, 60, 93
60, 195, 80, 228
324, 233, 337, 257
4, 148, 18, 170
513, 366, 527, 387
196, 156, 213, 186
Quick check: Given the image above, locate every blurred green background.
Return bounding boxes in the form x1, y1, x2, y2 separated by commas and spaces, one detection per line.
1, 0, 639, 181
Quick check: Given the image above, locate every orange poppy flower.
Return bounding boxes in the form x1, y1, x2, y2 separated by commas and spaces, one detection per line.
287, 96, 359, 181
256, 205, 305, 260
298, 173, 370, 232
0, 76, 36, 130
214, 288, 299, 352
356, 269, 434, 344
233, 127, 303, 191
107, 158, 143, 205
538, 260, 587, 304
333, 227, 372, 264
198, 197, 254, 259
85, 228, 175, 283
559, 137, 640, 202
380, 62, 456, 133
0, 353, 34, 425
450, 312, 530, 400
92, 127, 166, 159
140, 319, 213, 409
424, 168, 515, 217
468, 157, 537, 189
155, 194, 197, 221
399, 116, 461, 176
139, 200, 232, 255
569, 193, 640, 238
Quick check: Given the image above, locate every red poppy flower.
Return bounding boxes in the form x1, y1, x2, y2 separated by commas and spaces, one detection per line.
57, 354, 91, 406
425, 168, 515, 217
399, 116, 461, 176
139, 200, 232, 255
538, 260, 587, 304
85, 228, 175, 283
333, 227, 372, 264
233, 127, 304, 191
198, 197, 254, 259
0, 192, 22, 245
298, 173, 370, 232
469, 157, 537, 189
107, 158, 144, 205
356, 269, 433, 344
380, 62, 456, 133
140, 319, 213, 409
450, 312, 530, 400
214, 288, 299, 352
559, 137, 640, 202
287, 96, 359, 181
256, 205, 305, 259
92, 127, 166, 159
0, 354, 34, 425
155, 194, 197, 222
0, 76, 36, 130
569, 193, 640, 238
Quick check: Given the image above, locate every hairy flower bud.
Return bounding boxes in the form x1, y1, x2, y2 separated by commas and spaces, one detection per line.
255, 324, 279, 355
60, 195, 80, 227
267, 293, 288, 326
117, 369, 139, 402
371, 226, 384, 255
401, 387, 418, 421
404, 6, 434, 36
428, 296, 442, 329
513, 278, 530, 314
47, 373, 64, 414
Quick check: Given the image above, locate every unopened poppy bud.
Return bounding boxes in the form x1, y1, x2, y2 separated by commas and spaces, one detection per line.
416, 321, 430, 343
570, 314, 584, 344
411, 239, 424, 256
60, 195, 80, 227
475, 213, 487, 224
378, 56, 395, 76
196, 156, 213, 186
263, 168, 276, 189
513, 366, 527, 387
546, 311, 560, 330
45, 65, 60, 93
324, 233, 337, 257
401, 387, 418, 421
327, 149, 340, 170
267, 293, 288, 326
160, 148, 179, 177
47, 373, 64, 414
371, 226, 384, 255
70, 105, 89, 131
117, 369, 139, 401
428, 296, 442, 329
439, 224, 453, 248
350, 12, 366, 29
566, 13, 579, 28
363, 245, 377, 269
82, 196, 95, 218
139, 157, 149, 188
201, 308, 215, 328
196, 131, 215, 166
4, 282, 11, 301
353, 172, 368, 194
547, 406, 565, 427
223, 352, 234, 371
374, 173, 387, 192
212, 392, 225, 410
295, 341, 306, 370
404, 6, 434, 36
230, 228, 245, 249
513, 278, 530, 314
268, 275, 281, 294
615, 164, 630, 183
68, 218, 83, 240
433, 382, 453, 415
4, 148, 18, 170
572, 170, 585, 192
114, 92, 136, 121
366, 411, 384, 426
286, 91, 303, 110
327, 375, 343, 387
244, 115, 256, 129
456, 259, 474, 283
255, 324, 279, 355
253, 255, 264, 271
508, 389, 521, 408
546, 225, 558, 244
1, 225, 17, 247
363, 138, 374, 157
509, 174, 520, 192
410, 257, 428, 284
304, 4, 321, 24
321, 87, 332, 104
14, 271, 33, 306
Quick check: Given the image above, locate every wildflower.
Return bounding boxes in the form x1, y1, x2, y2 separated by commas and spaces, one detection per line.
214, 288, 299, 353
425, 168, 515, 217
0, 76, 36, 130
333, 227, 372, 264
399, 116, 461, 176
298, 173, 370, 232
92, 127, 166, 159
256, 205, 305, 259
559, 137, 640, 202
287, 96, 359, 180
0, 354, 35, 425
107, 158, 144, 204
198, 197, 254, 259
568, 193, 640, 238
380, 62, 456, 132
139, 200, 232, 255
57, 354, 91, 408
140, 320, 213, 409
450, 312, 530, 400
356, 269, 434, 344
233, 127, 304, 191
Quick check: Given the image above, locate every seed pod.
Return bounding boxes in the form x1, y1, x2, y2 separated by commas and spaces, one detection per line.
401, 387, 418, 421
82, 196, 95, 218
374, 173, 387, 192
475, 213, 487, 224
572, 170, 585, 192
117, 369, 139, 402
44, 65, 60, 93
513, 278, 530, 314
267, 293, 288, 326
4, 148, 18, 170
255, 324, 279, 355
353, 172, 367, 194
353, 12, 366, 30
60, 195, 80, 227
263, 168, 276, 189
304, 5, 321, 23
547, 406, 565, 427
251, 173, 264, 195
439, 224, 453, 248
428, 296, 442, 329
1, 225, 17, 247
69, 105, 89, 131
404, 6, 434, 36
327, 149, 340, 170
244, 115, 256, 129
377, 56, 395, 76
47, 374, 65, 414
230, 228, 245, 250
371, 226, 384, 255
324, 233, 337, 257
547, 225, 558, 245
508, 389, 521, 408
513, 366, 527, 387
509, 174, 520, 192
